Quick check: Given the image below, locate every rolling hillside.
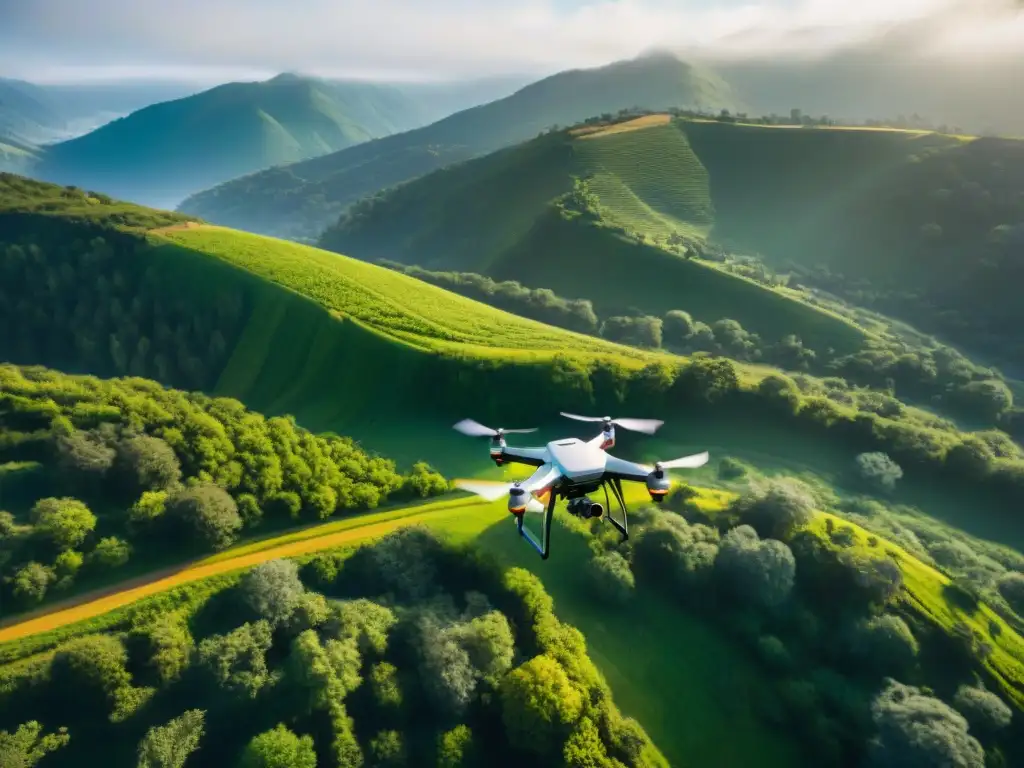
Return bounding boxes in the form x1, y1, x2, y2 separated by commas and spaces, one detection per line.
30, 74, 433, 210
319, 114, 868, 355
177, 52, 739, 241
320, 114, 1024, 369
0, 172, 674, 468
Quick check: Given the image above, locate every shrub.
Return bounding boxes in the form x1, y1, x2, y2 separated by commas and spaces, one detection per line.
238, 559, 305, 627
866, 679, 983, 768
114, 435, 182, 495
732, 478, 815, 539
952, 685, 1012, 738
89, 536, 132, 569
856, 452, 903, 492
30, 497, 96, 550
165, 483, 242, 550
238, 724, 316, 768
846, 615, 919, 677
586, 551, 635, 605
136, 709, 205, 768
996, 572, 1024, 615
715, 525, 796, 610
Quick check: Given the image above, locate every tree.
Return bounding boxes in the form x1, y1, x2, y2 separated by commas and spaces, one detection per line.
197, 620, 273, 698
417, 614, 478, 715
663, 310, 695, 346
856, 452, 903, 492
715, 526, 796, 610
866, 679, 983, 768
846, 615, 919, 677
55, 430, 115, 489
30, 497, 96, 550
369, 662, 402, 710
952, 685, 1012, 739
89, 536, 132, 569
50, 634, 133, 714
114, 435, 182, 495
239, 559, 304, 627
238, 724, 316, 768
997, 571, 1024, 615
732, 478, 815, 539
447, 610, 516, 685
165, 483, 242, 550
402, 461, 448, 498
136, 709, 205, 768
437, 725, 477, 768
330, 599, 398, 656
11, 562, 54, 605
500, 655, 583, 756
0, 721, 70, 767
586, 551, 635, 605
367, 730, 404, 768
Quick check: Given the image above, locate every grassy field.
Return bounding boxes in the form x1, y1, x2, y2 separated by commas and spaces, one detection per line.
153, 224, 654, 361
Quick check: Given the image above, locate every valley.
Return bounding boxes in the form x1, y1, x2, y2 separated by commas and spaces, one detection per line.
3, 51, 1024, 767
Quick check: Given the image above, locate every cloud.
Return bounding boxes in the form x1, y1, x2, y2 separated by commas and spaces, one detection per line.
1, 0, 1021, 82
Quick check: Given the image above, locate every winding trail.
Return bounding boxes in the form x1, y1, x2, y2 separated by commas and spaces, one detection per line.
0, 496, 494, 644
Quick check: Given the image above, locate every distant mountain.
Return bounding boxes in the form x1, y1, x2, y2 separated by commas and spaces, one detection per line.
32, 74, 433, 209
177, 52, 739, 241
0, 78, 64, 147
386, 74, 535, 123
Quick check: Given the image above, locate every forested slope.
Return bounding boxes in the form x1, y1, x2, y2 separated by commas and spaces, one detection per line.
0, 527, 667, 767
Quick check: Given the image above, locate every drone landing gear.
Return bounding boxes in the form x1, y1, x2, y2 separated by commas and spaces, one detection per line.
603, 477, 629, 542
517, 478, 630, 561
516, 488, 557, 560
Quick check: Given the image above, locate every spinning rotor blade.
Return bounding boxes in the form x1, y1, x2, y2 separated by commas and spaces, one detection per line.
656, 452, 710, 470
452, 419, 538, 437
454, 479, 514, 501
613, 417, 664, 435
560, 412, 606, 423
559, 412, 664, 434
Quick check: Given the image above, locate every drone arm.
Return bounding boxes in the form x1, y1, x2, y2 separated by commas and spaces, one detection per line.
602, 454, 652, 483
500, 446, 548, 467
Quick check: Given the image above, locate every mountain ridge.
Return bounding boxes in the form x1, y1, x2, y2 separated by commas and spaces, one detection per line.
177, 52, 740, 241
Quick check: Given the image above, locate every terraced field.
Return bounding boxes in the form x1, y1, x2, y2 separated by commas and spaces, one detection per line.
577, 119, 714, 233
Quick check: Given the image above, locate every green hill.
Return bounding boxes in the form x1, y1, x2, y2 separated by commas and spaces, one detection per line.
177, 52, 739, 242
0, 172, 672, 468
678, 121, 1024, 369
319, 115, 1024, 371
318, 115, 868, 355
30, 74, 431, 210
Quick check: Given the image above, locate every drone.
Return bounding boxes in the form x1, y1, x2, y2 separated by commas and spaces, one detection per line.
452, 412, 709, 559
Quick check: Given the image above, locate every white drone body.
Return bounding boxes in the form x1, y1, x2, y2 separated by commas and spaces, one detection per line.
453, 412, 709, 559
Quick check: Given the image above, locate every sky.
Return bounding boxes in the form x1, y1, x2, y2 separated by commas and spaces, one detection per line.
1, 0, 1022, 84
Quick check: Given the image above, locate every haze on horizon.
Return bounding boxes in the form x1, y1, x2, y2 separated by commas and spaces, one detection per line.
1, 0, 1022, 85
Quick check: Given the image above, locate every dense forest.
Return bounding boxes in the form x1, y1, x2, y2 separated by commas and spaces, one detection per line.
577, 489, 1024, 767
0, 364, 447, 613
0, 526, 664, 767
378, 258, 1017, 431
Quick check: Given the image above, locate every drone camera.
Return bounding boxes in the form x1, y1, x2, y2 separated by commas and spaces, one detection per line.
566, 497, 603, 519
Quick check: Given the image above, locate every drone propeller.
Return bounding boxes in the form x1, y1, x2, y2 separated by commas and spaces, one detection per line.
559, 412, 664, 435
453, 479, 518, 501
645, 451, 711, 473
452, 419, 538, 438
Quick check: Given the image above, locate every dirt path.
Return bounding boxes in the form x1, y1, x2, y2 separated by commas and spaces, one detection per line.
0, 505, 464, 644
